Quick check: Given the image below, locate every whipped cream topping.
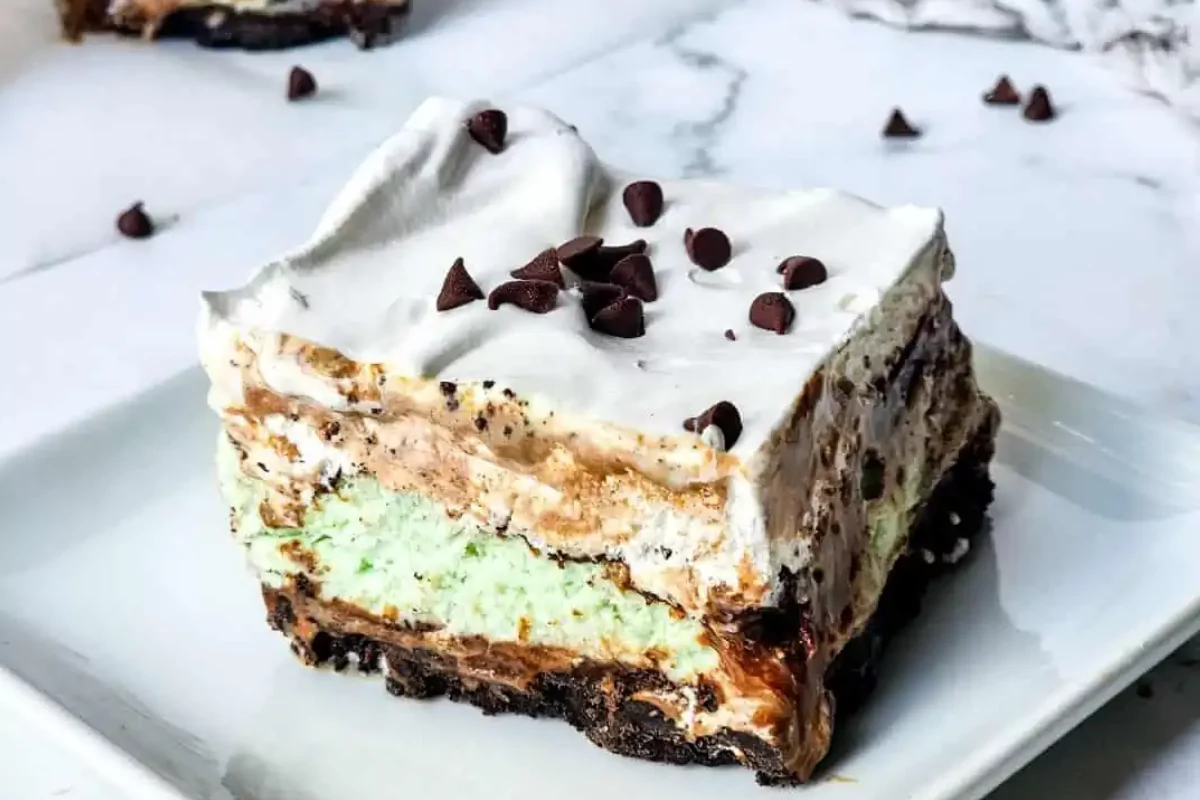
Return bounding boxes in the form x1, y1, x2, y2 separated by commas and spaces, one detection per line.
202, 97, 944, 458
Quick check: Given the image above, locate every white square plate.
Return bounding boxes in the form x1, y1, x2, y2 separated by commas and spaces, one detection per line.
1, 345, 1199, 800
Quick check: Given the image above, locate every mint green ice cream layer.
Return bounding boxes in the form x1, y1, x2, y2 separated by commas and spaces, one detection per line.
218, 438, 720, 681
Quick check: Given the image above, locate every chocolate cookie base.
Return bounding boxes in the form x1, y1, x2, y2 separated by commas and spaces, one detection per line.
260, 407, 998, 784
60, 0, 412, 50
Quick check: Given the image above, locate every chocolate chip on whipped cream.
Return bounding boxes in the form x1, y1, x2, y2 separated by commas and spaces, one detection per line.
488, 280, 558, 313
882, 108, 920, 139
466, 109, 508, 154
724, 329, 737, 341
556, 235, 602, 265
511, 248, 564, 287
1023, 86, 1056, 122
116, 202, 154, 239
609, 254, 658, 302
580, 282, 625, 321
558, 236, 648, 282
622, 181, 664, 227
983, 75, 1020, 106
749, 292, 795, 334
436, 257, 485, 311
683, 400, 743, 450
779, 256, 827, 290
684, 227, 731, 271
590, 295, 645, 339
287, 66, 317, 101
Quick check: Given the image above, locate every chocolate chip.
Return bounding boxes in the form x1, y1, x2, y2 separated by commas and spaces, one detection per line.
439, 381, 457, 396
116, 202, 154, 239
724, 329, 736, 341
609, 254, 658, 302
436, 257, 484, 311
983, 75, 1020, 106
590, 295, 645, 338
511, 248, 564, 287
599, 239, 647, 261
861, 451, 885, 501
882, 108, 920, 139
779, 256, 827, 290
482, 380, 495, 389
684, 227, 731, 270
466, 108, 507, 154
622, 181, 664, 227
487, 280, 558, 314
749, 292, 795, 334
556, 235, 603, 265
287, 66, 317, 101
1023, 85, 1055, 122
683, 401, 742, 450
580, 282, 626, 321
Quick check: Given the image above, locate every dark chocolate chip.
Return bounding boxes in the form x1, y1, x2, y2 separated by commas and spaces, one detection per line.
116, 202, 154, 239
684, 227, 731, 271
779, 256, 828, 290
609, 254, 658, 302
439, 381, 457, 396
482, 380, 495, 389
590, 295, 645, 339
466, 109, 508, 154
598, 239, 647, 261
1023, 86, 1055, 122
882, 108, 920, 139
287, 66, 317, 101
580, 282, 626, 321
488, 280, 558, 314
511, 248, 564, 287
622, 181, 664, 227
983, 75, 1020, 105
724, 329, 736, 341
749, 292, 795, 334
556, 235, 603, 265
861, 451, 885, 501
436, 257, 484, 311
682, 401, 742, 449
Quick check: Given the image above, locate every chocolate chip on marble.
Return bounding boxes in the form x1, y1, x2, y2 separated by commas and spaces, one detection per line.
436, 257, 485, 311
609, 253, 658, 302
511, 248, 564, 287
487, 280, 558, 314
683, 401, 742, 450
287, 66, 317, 101
116, 202, 154, 239
580, 282, 626, 321
724, 329, 736, 341
779, 256, 827, 290
749, 292, 795, 334
684, 227, 731, 271
622, 180, 664, 227
882, 108, 920, 139
1022, 86, 1056, 122
466, 108, 508, 154
590, 295, 645, 339
983, 75, 1020, 106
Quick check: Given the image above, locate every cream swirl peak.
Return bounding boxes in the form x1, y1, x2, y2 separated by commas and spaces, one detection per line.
201, 97, 947, 461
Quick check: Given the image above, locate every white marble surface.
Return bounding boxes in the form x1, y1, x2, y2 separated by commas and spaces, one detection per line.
1, 0, 1199, 797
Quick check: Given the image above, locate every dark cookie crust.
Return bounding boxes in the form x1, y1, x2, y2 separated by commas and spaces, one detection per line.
60, 0, 412, 50
260, 408, 998, 784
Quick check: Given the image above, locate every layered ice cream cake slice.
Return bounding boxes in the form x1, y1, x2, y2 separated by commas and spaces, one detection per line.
200, 97, 999, 783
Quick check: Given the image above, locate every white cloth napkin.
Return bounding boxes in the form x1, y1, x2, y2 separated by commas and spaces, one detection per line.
823, 0, 1200, 118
